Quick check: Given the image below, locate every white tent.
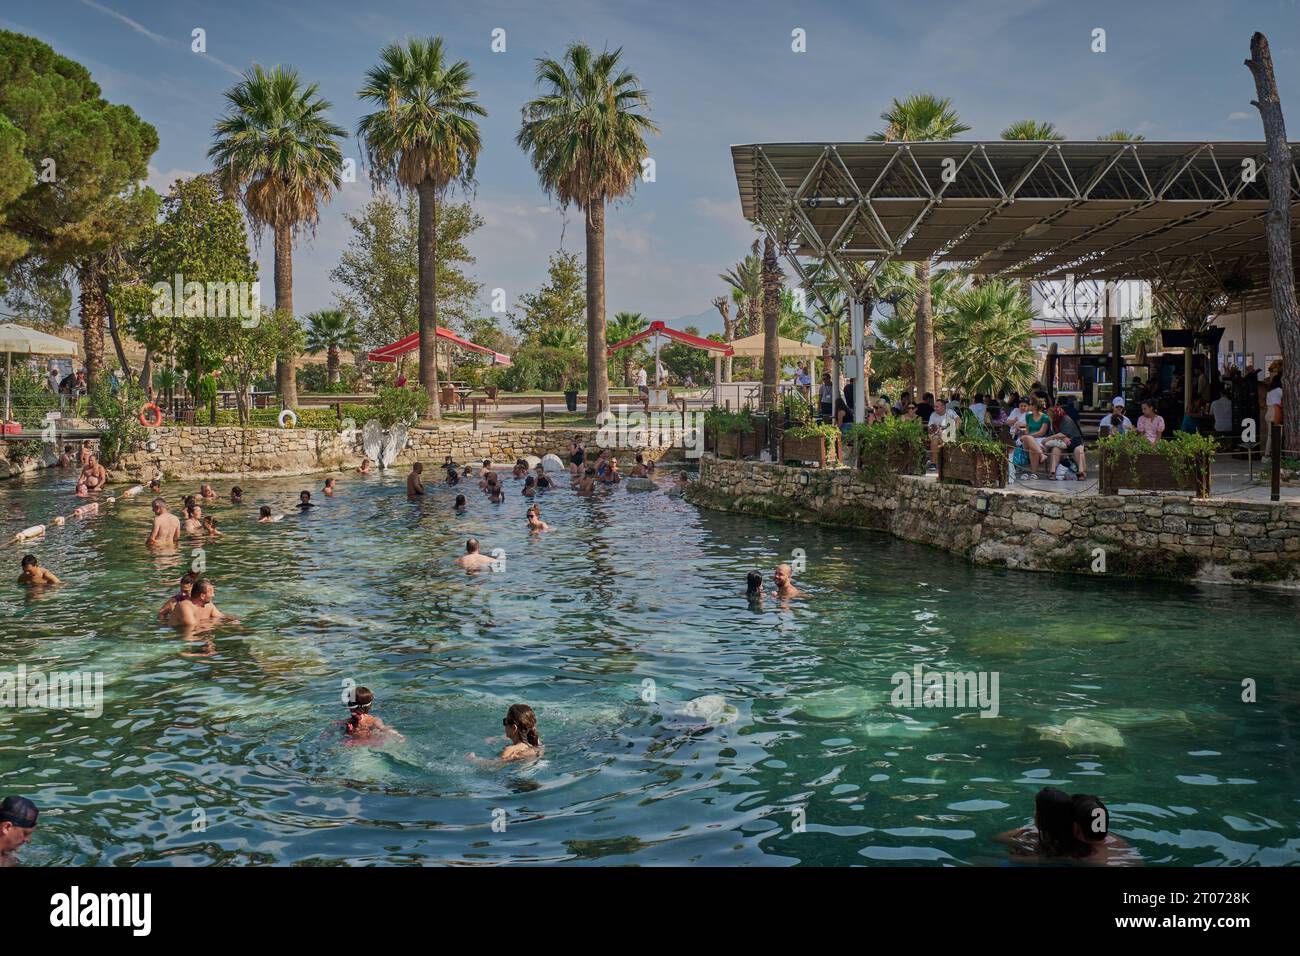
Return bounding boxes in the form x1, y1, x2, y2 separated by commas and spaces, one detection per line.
0, 324, 78, 422
727, 332, 821, 358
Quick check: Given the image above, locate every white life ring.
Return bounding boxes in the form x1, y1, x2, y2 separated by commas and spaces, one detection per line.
278, 409, 298, 429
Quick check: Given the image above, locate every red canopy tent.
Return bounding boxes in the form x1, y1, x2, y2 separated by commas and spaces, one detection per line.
368, 327, 512, 366
600, 323, 728, 405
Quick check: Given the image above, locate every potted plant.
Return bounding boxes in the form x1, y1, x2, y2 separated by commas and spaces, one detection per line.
705, 406, 755, 459
938, 416, 1008, 487
848, 416, 926, 480
781, 421, 841, 467
1097, 430, 1214, 496
562, 375, 579, 412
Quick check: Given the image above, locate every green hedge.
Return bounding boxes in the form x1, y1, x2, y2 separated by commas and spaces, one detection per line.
208, 408, 343, 430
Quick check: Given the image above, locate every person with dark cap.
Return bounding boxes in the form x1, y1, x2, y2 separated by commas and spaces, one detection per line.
0, 796, 38, 866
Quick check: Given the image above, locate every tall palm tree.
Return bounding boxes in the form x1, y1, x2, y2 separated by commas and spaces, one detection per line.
760, 236, 783, 410
517, 44, 658, 416
1001, 120, 1065, 141
210, 65, 346, 409
868, 94, 970, 398
1097, 130, 1146, 142
357, 37, 486, 420
607, 311, 648, 386
304, 308, 361, 384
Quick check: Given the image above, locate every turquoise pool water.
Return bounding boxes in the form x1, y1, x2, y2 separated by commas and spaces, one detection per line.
1, 466, 1297, 866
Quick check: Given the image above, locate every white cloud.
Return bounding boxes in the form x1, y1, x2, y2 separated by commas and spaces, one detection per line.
1227, 111, 1253, 121
145, 165, 200, 194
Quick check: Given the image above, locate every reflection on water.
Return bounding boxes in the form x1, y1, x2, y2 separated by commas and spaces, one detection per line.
2, 467, 1298, 866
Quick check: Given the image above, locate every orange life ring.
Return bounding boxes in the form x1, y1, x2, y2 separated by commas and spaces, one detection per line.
139, 403, 164, 428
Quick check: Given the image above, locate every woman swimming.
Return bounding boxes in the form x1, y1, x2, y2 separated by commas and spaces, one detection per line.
340, 686, 403, 743
470, 704, 542, 763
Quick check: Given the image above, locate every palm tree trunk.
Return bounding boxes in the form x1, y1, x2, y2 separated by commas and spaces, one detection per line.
273, 225, 298, 408
102, 273, 132, 381
328, 346, 340, 384
1247, 31, 1300, 454
915, 259, 935, 396
77, 259, 106, 389
760, 236, 782, 411
417, 179, 442, 420
585, 199, 609, 415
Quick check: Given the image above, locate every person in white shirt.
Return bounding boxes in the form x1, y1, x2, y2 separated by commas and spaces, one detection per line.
1210, 391, 1234, 434
1265, 378, 1283, 458
928, 398, 960, 466
637, 366, 648, 410
968, 394, 987, 425
1102, 396, 1134, 435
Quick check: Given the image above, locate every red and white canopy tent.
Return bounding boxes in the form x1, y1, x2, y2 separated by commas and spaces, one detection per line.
606, 321, 733, 401
368, 326, 512, 370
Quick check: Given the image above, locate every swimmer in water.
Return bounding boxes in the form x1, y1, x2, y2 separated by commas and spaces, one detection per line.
199, 483, 218, 500
17, 555, 61, 587
993, 787, 1139, 866
512, 459, 528, 480
534, 464, 552, 490
201, 515, 222, 537
358, 457, 372, 475
772, 562, 805, 600
0, 796, 39, 868
74, 480, 90, 497
454, 494, 467, 513
668, 471, 690, 496
57, 445, 73, 468
323, 477, 337, 497
470, 704, 542, 764
147, 497, 181, 548
406, 462, 425, 497
297, 490, 314, 510
745, 570, 764, 603
576, 467, 596, 495
526, 505, 550, 533
183, 503, 203, 534
489, 485, 505, 504
630, 453, 650, 478
569, 435, 585, 477
79, 454, 106, 492
455, 537, 498, 571
158, 571, 198, 618
149, 478, 162, 495
257, 505, 281, 523
229, 486, 243, 504
167, 576, 226, 628
522, 475, 536, 498
340, 686, 403, 742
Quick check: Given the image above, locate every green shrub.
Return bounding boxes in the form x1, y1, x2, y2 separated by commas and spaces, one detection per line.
848, 416, 926, 480
704, 406, 755, 435
87, 377, 148, 465
210, 407, 341, 430
1097, 429, 1216, 492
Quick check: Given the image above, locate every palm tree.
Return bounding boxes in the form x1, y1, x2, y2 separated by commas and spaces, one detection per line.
1097, 130, 1146, 142
304, 309, 360, 384
720, 249, 762, 337
356, 37, 486, 420
711, 296, 734, 381
517, 44, 658, 416
937, 280, 1037, 397
869, 94, 970, 398
607, 311, 648, 387
760, 236, 783, 410
1001, 120, 1065, 141
778, 289, 811, 342
210, 65, 346, 409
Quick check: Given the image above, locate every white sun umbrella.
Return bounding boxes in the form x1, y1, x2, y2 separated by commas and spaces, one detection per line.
0, 323, 79, 422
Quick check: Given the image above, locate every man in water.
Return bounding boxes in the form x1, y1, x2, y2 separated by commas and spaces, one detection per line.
0, 796, 38, 867
455, 537, 498, 571
147, 497, 181, 548
772, 563, 805, 600
406, 462, 425, 496
297, 491, 315, 510
17, 554, 61, 587
168, 576, 226, 627
79, 453, 106, 492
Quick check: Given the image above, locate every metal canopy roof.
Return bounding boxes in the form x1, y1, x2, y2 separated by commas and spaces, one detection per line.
732, 141, 1300, 307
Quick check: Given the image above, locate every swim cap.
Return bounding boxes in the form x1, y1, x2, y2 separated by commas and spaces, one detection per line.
0, 796, 38, 828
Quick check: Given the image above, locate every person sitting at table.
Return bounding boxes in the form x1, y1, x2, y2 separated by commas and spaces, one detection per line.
1137, 401, 1164, 445
1044, 403, 1088, 480
1101, 396, 1133, 436
1020, 400, 1053, 474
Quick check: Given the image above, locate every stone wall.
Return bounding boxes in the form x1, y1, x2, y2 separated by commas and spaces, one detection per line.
106, 425, 675, 481
689, 456, 1300, 589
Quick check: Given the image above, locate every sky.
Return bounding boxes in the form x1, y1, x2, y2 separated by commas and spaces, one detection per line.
4, 0, 1300, 339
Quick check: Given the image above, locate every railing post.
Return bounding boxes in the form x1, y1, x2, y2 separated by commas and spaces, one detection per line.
473, 400, 479, 432
1271, 424, 1281, 502
540, 397, 546, 430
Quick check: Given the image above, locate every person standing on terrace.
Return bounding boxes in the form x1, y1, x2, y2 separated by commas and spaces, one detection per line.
1137, 401, 1164, 445
818, 372, 834, 421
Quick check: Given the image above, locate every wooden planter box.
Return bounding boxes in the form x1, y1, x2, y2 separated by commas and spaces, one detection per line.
781, 433, 841, 467
1099, 452, 1211, 496
938, 444, 1008, 487
857, 439, 925, 477
711, 417, 770, 459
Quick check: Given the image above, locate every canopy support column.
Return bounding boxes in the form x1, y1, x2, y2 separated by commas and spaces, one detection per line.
850, 298, 865, 424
